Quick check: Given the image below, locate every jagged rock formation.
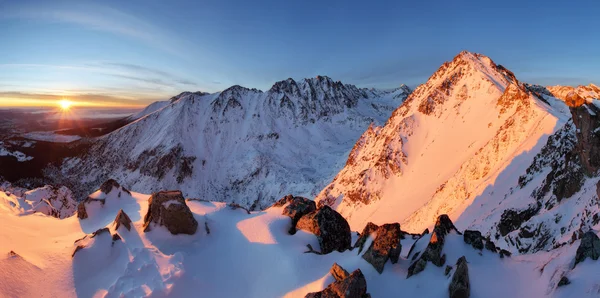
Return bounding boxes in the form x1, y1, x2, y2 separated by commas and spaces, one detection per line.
574, 231, 600, 268
143, 191, 198, 235
570, 100, 600, 174
305, 264, 370, 298
449, 256, 470, 298
408, 215, 459, 277
113, 209, 132, 231
463, 230, 484, 250
59, 76, 410, 210
296, 205, 351, 254
273, 195, 316, 234
358, 223, 402, 273
354, 222, 380, 254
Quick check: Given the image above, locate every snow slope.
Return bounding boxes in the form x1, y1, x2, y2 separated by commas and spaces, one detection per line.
61, 77, 411, 209
1, 185, 598, 298
316, 51, 572, 233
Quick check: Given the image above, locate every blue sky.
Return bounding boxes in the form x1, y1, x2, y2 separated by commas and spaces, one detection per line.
0, 0, 599, 107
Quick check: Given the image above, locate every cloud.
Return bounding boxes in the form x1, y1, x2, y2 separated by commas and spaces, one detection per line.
101, 62, 197, 86
0, 2, 190, 59
0, 91, 155, 107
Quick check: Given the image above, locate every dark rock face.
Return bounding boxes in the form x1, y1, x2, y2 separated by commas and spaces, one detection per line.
449, 256, 470, 298
557, 276, 570, 287
497, 204, 540, 236
408, 214, 459, 278
277, 195, 317, 234
463, 230, 484, 250
100, 179, 122, 194
570, 102, 600, 175
305, 264, 370, 298
113, 209, 132, 231
143, 191, 198, 235
354, 222, 380, 254
296, 206, 351, 254
574, 231, 600, 268
361, 223, 402, 273
499, 249, 512, 258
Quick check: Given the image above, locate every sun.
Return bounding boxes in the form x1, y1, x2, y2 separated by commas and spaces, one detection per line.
58, 99, 73, 110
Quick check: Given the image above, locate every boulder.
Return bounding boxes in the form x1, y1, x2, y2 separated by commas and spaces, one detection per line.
297, 206, 351, 254
113, 209, 132, 231
361, 223, 402, 273
449, 256, 470, 298
557, 276, 570, 287
306, 264, 370, 298
278, 195, 316, 234
463, 230, 484, 250
143, 191, 198, 235
354, 222, 380, 254
574, 231, 600, 268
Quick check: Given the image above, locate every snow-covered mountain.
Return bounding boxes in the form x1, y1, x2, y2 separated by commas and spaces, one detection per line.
547, 84, 600, 103
60, 76, 411, 208
316, 51, 572, 232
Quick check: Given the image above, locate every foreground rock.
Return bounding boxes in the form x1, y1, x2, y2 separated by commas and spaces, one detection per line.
143, 191, 198, 235
360, 223, 402, 273
274, 195, 317, 234
449, 256, 470, 298
297, 205, 351, 254
574, 231, 600, 268
463, 230, 484, 250
113, 209, 132, 231
306, 264, 370, 298
408, 215, 459, 278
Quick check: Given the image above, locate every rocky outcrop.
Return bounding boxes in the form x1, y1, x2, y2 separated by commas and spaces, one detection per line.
143, 191, 198, 235
574, 231, 600, 268
330, 263, 349, 281
497, 204, 540, 237
305, 264, 370, 298
296, 206, 351, 254
77, 197, 106, 220
354, 222, 380, 254
113, 209, 132, 231
449, 256, 470, 298
273, 195, 317, 234
72, 228, 122, 258
463, 230, 484, 250
360, 223, 402, 273
570, 101, 600, 175
408, 215, 459, 278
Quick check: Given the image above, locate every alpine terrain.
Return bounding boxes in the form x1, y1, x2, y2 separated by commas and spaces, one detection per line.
1, 51, 600, 298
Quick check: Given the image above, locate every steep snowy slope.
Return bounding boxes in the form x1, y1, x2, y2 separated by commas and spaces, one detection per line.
61, 77, 410, 208
1, 183, 598, 297
316, 51, 572, 232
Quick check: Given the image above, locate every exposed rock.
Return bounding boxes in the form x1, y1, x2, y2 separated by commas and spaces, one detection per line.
574, 231, 600, 268
23, 185, 77, 219
296, 206, 351, 254
445, 265, 453, 276
497, 204, 540, 236
330, 263, 349, 281
463, 230, 484, 250
499, 249, 511, 258
361, 223, 402, 273
143, 191, 198, 235
113, 209, 132, 231
92, 227, 110, 238
272, 194, 294, 207
278, 195, 316, 234
72, 245, 84, 258
422, 228, 430, 235
449, 256, 470, 298
306, 265, 369, 298
557, 276, 570, 287
485, 238, 498, 253
100, 179, 122, 194
354, 222, 380, 254
408, 214, 457, 277
570, 101, 600, 174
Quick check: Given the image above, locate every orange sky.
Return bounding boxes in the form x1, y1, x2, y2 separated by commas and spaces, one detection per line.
0, 96, 148, 108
